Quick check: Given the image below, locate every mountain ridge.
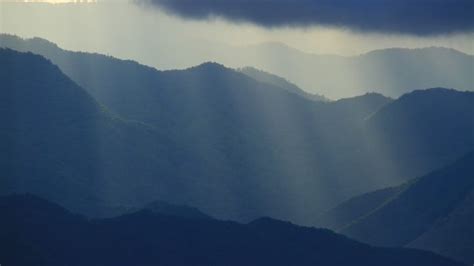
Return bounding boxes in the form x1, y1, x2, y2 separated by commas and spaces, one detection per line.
2, 34, 473, 99
0, 194, 466, 266
219, 41, 474, 98
316, 151, 474, 264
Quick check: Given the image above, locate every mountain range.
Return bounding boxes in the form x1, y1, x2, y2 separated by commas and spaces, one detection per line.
2, 35, 473, 100
1, 37, 473, 226
1, 34, 474, 265
0, 194, 465, 266
182, 41, 474, 99
0, 47, 387, 222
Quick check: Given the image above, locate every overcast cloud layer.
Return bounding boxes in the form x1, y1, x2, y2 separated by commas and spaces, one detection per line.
138, 0, 474, 35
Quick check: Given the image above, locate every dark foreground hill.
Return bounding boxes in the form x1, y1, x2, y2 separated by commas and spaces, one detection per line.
0, 194, 465, 266
316, 152, 474, 264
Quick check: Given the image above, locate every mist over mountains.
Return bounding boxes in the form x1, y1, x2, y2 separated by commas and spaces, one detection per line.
238, 66, 328, 102
228, 42, 474, 99
1, 34, 473, 99
138, 40, 473, 99
1, 37, 473, 225
1, 35, 473, 265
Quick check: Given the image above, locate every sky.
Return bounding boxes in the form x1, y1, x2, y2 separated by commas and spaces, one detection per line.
1, 0, 473, 71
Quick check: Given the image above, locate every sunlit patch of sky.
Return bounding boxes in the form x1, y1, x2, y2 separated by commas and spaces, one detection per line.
10, 0, 97, 3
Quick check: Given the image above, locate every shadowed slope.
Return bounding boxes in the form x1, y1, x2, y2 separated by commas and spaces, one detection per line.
0, 194, 465, 266
315, 185, 407, 230
337, 152, 474, 255
363, 88, 474, 185
0, 48, 178, 216
409, 189, 474, 264
238, 66, 328, 101
315, 152, 474, 263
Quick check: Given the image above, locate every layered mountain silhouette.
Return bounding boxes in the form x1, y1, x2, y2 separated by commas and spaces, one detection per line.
3, 34, 473, 99
2, 34, 474, 264
0, 194, 465, 266
103, 200, 215, 220
316, 152, 474, 264
1, 36, 474, 226
0, 42, 395, 223
208, 42, 474, 99
142, 200, 214, 220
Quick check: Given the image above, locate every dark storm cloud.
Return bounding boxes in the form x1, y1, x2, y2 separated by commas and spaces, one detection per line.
137, 0, 474, 35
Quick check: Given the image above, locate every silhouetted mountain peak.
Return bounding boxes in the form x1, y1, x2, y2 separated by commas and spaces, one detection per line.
336, 92, 392, 103
29, 36, 59, 48
363, 47, 472, 58
0, 34, 52, 45
331, 92, 393, 119
0, 35, 58, 55
400, 87, 470, 99
143, 200, 213, 220
0, 48, 101, 120
371, 88, 474, 122
1, 47, 57, 71
189, 61, 229, 72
